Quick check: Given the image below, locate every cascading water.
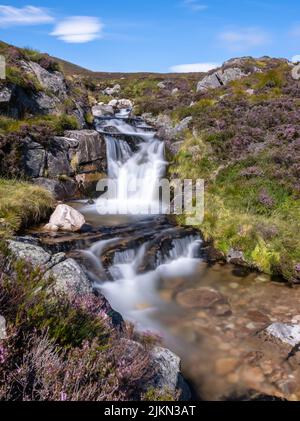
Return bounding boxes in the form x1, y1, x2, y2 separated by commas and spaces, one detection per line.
77, 111, 203, 331
95, 117, 167, 215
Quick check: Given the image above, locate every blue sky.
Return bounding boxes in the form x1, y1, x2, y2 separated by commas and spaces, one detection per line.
0, 0, 300, 72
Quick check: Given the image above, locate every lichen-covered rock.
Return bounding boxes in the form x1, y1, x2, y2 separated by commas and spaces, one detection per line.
197, 67, 248, 92
28, 61, 67, 100
150, 347, 191, 400
45, 204, 85, 232
7, 238, 52, 267
227, 249, 247, 266
46, 258, 92, 295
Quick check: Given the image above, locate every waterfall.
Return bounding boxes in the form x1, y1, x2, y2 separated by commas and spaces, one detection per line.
77, 111, 203, 330
96, 116, 167, 215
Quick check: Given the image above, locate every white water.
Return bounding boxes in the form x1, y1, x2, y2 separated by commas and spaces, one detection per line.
80, 114, 203, 331
96, 117, 167, 215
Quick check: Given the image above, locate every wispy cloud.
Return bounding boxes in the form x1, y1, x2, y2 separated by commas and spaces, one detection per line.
0, 5, 54, 27
170, 62, 220, 73
219, 28, 270, 51
51, 16, 103, 43
182, 0, 208, 12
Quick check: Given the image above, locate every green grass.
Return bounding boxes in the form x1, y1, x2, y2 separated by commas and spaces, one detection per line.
170, 134, 300, 281
0, 179, 54, 237
0, 114, 79, 135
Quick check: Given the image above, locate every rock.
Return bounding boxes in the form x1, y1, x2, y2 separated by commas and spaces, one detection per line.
46, 140, 73, 178
227, 249, 247, 266
0, 316, 7, 340
0, 86, 13, 104
151, 347, 191, 400
177, 287, 227, 309
34, 91, 60, 114
103, 84, 121, 96
172, 88, 179, 95
23, 139, 46, 178
7, 238, 51, 267
33, 178, 77, 201
197, 67, 248, 92
92, 103, 114, 117
46, 258, 92, 295
157, 82, 166, 89
45, 204, 85, 232
108, 98, 133, 110
64, 130, 106, 170
28, 61, 67, 100
246, 89, 255, 95
262, 323, 300, 348
174, 116, 192, 134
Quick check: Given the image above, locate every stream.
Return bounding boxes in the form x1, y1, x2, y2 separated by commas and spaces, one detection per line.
38, 111, 300, 400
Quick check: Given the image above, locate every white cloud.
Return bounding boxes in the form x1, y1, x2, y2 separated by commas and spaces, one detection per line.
292, 55, 300, 63
0, 5, 53, 26
219, 28, 269, 51
182, 0, 207, 12
170, 62, 220, 73
51, 16, 103, 43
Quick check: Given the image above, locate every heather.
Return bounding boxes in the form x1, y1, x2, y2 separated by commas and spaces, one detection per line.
0, 244, 170, 401
168, 58, 300, 282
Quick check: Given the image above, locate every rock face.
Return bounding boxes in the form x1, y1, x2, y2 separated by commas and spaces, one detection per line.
197, 67, 248, 92
45, 204, 86, 232
28, 61, 67, 100
21, 130, 106, 200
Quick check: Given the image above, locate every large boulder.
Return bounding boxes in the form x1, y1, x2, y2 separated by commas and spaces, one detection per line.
7, 238, 52, 267
197, 67, 248, 92
28, 61, 67, 100
45, 258, 92, 295
45, 204, 85, 232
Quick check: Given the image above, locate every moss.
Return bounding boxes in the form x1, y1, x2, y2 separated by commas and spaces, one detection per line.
0, 178, 54, 237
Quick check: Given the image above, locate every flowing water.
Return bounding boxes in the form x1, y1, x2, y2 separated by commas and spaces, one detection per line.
67, 113, 300, 400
